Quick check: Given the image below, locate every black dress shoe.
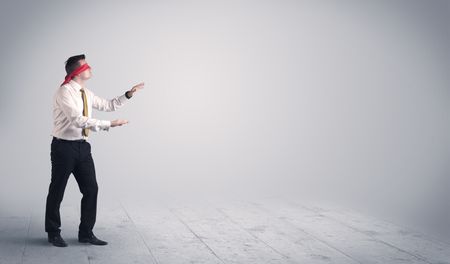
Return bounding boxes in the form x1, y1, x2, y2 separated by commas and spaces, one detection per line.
78, 234, 108, 246
48, 235, 68, 247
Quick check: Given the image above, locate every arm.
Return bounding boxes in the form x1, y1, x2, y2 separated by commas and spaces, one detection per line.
92, 92, 128, 112
91, 82, 144, 112
57, 88, 111, 131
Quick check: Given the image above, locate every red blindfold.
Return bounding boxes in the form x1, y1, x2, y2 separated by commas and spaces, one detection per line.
61, 63, 91, 86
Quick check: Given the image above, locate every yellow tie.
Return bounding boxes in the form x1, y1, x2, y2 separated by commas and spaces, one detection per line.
80, 89, 90, 137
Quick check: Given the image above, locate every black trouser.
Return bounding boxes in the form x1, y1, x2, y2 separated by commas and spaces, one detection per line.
45, 137, 98, 238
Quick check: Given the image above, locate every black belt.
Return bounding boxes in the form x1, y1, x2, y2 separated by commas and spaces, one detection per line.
53, 136, 86, 142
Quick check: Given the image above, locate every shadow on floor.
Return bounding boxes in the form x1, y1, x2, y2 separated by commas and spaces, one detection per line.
1, 236, 90, 247
1, 236, 48, 246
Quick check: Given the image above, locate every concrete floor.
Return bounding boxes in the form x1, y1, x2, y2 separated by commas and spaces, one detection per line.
1, 198, 449, 264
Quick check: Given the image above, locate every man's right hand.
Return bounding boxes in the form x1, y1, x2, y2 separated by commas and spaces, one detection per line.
111, 119, 129, 127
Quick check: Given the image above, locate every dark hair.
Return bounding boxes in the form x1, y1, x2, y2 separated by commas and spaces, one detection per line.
65, 54, 85, 75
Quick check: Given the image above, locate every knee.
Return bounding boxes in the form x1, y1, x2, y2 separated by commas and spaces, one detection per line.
91, 183, 98, 195
83, 183, 98, 196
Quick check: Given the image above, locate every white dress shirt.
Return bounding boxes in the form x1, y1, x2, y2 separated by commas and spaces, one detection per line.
52, 80, 129, 140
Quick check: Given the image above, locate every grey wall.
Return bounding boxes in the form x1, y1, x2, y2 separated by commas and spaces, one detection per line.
0, 0, 449, 231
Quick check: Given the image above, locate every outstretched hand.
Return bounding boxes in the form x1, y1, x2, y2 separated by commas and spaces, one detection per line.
112, 82, 144, 128
111, 119, 129, 127
127, 82, 145, 97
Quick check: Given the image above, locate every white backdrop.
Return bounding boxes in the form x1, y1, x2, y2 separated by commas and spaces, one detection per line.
0, 0, 449, 232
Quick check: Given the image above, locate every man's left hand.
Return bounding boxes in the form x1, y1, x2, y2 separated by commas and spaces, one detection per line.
127, 82, 145, 98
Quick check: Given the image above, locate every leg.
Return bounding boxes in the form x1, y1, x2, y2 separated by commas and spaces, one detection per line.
73, 142, 98, 238
45, 140, 75, 236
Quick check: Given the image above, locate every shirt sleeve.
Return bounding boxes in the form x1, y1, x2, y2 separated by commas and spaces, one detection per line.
91, 90, 128, 112
57, 88, 111, 132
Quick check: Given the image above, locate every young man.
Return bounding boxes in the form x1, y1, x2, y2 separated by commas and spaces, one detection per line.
45, 54, 144, 247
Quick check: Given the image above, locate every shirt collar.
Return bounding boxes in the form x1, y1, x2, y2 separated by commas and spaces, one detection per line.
68, 79, 83, 92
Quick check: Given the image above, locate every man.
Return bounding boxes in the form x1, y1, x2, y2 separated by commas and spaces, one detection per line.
45, 54, 144, 247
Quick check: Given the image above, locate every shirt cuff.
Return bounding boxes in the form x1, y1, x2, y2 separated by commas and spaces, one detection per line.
101, 120, 111, 131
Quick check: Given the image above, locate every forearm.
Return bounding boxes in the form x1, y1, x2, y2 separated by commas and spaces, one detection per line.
93, 93, 129, 112
72, 115, 111, 131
